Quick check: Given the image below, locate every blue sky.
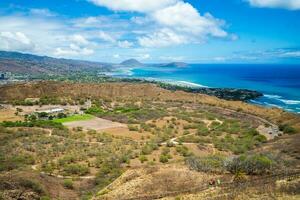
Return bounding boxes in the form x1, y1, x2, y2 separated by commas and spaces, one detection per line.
0, 0, 300, 63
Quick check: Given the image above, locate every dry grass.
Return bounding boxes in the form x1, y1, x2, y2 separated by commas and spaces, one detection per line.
1, 81, 299, 130
94, 164, 226, 200
0, 108, 23, 122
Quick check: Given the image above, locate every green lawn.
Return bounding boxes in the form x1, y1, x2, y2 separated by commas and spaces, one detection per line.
53, 114, 95, 123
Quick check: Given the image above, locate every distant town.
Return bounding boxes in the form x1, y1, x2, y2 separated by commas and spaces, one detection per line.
0, 71, 29, 85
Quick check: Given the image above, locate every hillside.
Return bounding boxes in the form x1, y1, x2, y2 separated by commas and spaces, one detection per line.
0, 51, 112, 75
0, 81, 299, 200
0, 81, 299, 130
120, 59, 144, 67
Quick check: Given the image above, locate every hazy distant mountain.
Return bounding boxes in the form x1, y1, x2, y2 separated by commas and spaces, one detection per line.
120, 59, 143, 67
158, 62, 188, 68
0, 51, 189, 77
0, 51, 112, 75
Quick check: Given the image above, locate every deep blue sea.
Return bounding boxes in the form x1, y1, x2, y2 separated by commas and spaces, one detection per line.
121, 64, 300, 113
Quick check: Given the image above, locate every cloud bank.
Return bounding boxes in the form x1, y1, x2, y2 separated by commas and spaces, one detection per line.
247, 0, 300, 10
89, 0, 228, 48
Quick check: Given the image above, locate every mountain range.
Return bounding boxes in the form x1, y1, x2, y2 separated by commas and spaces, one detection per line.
0, 51, 187, 76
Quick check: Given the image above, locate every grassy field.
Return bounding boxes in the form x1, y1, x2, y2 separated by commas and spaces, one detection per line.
53, 114, 94, 123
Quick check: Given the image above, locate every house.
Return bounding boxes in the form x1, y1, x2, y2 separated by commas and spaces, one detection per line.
35, 107, 65, 115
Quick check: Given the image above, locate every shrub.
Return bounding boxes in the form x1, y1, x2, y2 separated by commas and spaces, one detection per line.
279, 124, 297, 134
85, 106, 103, 114
159, 155, 169, 163
95, 159, 123, 189
139, 155, 148, 163
141, 142, 158, 155
63, 179, 74, 189
0, 120, 64, 129
176, 146, 191, 157
19, 179, 45, 194
197, 127, 209, 136
0, 154, 35, 171
226, 154, 276, 175
63, 164, 89, 176
185, 155, 226, 173
128, 125, 139, 131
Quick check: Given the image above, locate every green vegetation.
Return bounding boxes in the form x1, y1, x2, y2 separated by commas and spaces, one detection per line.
0, 120, 64, 129
176, 145, 191, 157
85, 104, 167, 124
213, 128, 267, 154
53, 114, 94, 123
227, 154, 281, 175
19, 178, 46, 194
185, 155, 226, 173
63, 164, 89, 176
279, 124, 297, 134
63, 179, 74, 189
186, 153, 284, 175
0, 153, 35, 171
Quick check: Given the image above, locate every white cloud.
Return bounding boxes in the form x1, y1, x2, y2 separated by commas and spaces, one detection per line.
152, 2, 227, 37
279, 51, 300, 57
138, 28, 187, 47
89, 0, 228, 48
88, 0, 178, 12
159, 56, 184, 62
138, 2, 227, 47
118, 40, 134, 48
0, 31, 35, 51
247, 0, 300, 10
54, 44, 94, 57
98, 31, 116, 42
70, 34, 89, 45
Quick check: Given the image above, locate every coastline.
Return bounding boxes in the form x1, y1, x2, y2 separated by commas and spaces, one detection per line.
108, 66, 300, 114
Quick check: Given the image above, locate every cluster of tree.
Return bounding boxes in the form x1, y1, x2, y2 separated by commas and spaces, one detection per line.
86, 104, 167, 124
186, 153, 285, 175
0, 120, 64, 129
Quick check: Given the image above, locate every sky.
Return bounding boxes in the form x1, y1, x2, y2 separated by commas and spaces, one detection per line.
0, 0, 300, 63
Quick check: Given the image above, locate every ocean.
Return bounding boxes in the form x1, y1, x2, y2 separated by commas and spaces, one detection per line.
117, 64, 300, 113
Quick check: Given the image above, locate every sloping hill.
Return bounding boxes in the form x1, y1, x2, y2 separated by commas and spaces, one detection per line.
0, 81, 299, 131
120, 59, 144, 67
0, 51, 112, 75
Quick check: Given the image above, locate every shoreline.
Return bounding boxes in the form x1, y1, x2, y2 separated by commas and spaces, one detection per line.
108, 69, 300, 114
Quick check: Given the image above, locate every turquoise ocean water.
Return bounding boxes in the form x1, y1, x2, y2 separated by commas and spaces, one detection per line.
117, 64, 300, 113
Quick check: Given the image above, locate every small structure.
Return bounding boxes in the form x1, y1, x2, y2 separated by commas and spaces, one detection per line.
35, 107, 65, 115
0, 72, 11, 80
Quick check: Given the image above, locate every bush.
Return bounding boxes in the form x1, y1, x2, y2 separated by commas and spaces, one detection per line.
141, 142, 158, 155
176, 146, 191, 157
0, 120, 64, 130
128, 125, 139, 131
159, 155, 169, 163
63, 164, 89, 176
85, 106, 103, 114
63, 179, 74, 189
19, 179, 45, 194
95, 159, 123, 189
185, 155, 226, 173
226, 154, 276, 175
197, 127, 209, 136
139, 155, 148, 163
279, 124, 297, 134
0, 154, 35, 171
